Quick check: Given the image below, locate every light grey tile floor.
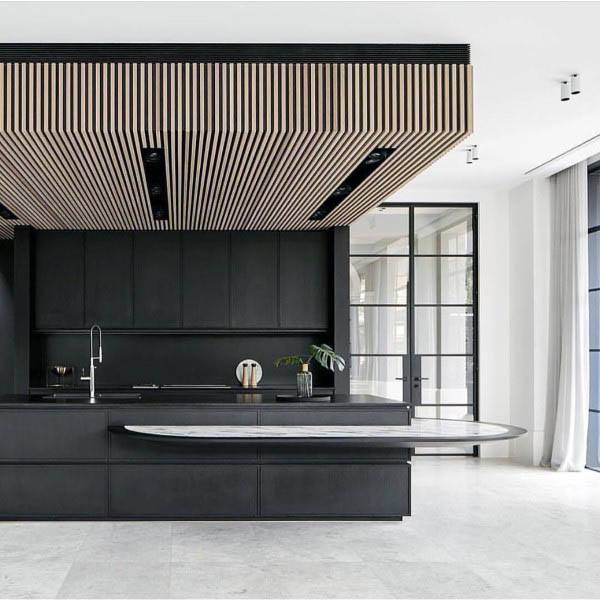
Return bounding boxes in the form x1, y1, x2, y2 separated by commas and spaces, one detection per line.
0, 458, 599, 599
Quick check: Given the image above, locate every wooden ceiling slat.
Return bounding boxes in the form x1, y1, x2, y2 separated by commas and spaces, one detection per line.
0, 60, 472, 237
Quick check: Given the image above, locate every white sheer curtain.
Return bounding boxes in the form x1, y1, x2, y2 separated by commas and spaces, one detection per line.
542, 162, 589, 471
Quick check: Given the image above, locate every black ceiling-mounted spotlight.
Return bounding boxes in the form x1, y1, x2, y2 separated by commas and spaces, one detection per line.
309, 147, 396, 221
141, 147, 169, 221
0, 201, 18, 220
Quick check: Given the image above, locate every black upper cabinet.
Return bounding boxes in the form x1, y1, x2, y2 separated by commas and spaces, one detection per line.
230, 232, 278, 328
279, 231, 329, 329
31, 229, 332, 332
133, 232, 181, 328
34, 232, 84, 329
182, 233, 229, 328
85, 232, 133, 328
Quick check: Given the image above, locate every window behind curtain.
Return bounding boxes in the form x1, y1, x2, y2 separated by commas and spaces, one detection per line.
587, 168, 600, 471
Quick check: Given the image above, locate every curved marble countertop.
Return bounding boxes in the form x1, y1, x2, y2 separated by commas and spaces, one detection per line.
113, 418, 526, 446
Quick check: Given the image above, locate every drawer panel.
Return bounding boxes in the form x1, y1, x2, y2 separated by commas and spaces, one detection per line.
261, 463, 410, 518
109, 408, 258, 460
0, 465, 107, 517
110, 465, 258, 517
260, 443, 411, 462
0, 409, 107, 461
108, 408, 258, 426
259, 407, 410, 426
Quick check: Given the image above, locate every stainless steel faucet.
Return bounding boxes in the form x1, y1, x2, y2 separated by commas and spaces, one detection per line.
81, 324, 103, 400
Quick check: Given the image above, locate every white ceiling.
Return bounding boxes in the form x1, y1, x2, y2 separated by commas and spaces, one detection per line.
0, 0, 599, 194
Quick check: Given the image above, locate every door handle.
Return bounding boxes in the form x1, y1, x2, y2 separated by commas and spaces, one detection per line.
413, 377, 429, 381
395, 377, 407, 381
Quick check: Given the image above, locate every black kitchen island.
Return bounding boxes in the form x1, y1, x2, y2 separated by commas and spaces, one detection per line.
0, 392, 413, 520
0, 392, 524, 520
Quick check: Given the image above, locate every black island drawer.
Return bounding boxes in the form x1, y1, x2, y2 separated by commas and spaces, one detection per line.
0, 409, 107, 461
109, 464, 258, 518
260, 463, 410, 518
0, 465, 107, 518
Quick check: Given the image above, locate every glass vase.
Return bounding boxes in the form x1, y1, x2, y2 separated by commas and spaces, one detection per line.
296, 369, 313, 398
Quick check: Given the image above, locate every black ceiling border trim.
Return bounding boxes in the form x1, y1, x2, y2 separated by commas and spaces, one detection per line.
0, 43, 470, 64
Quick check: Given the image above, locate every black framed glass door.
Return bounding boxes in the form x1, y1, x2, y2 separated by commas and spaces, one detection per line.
349, 203, 478, 456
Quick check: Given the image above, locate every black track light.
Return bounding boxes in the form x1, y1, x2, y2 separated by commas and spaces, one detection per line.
141, 148, 169, 221
309, 147, 396, 221
0, 201, 18, 220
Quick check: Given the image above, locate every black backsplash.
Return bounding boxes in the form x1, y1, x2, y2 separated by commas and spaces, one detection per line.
31, 333, 332, 388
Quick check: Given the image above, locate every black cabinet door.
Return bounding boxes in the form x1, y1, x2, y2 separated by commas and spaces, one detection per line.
230, 232, 278, 328
85, 232, 133, 327
279, 231, 329, 329
182, 232, 229, 328
34, 231, 84, 328
133, 232, 181, 328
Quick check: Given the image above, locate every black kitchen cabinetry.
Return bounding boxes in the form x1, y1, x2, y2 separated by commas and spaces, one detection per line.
279, 231, 329, 329
85, 232, 133, 327
32, 230, 335, 332
34, 232, 85, 329
133, 232, 181, 328
24, 227, 348, 390
230, 231, 278, 328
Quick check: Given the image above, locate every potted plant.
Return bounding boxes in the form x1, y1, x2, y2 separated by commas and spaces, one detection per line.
274, 344, 345, 398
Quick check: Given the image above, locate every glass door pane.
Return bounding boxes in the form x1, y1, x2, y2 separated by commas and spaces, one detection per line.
350, 356, 407, 402
414, 207, 473, 254
351, 257, 409, 304
414, 257, 473, 304
350, 207, 409, 255
350, 306, 407, 355
419, 356, 474, 405
414, 307, 474, 355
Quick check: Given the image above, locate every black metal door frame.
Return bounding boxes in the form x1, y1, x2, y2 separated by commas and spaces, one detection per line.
377, 202, 479, 457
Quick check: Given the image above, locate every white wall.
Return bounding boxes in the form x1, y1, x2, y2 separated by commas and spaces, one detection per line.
389, 185, 511, 457
507, 177, 552, 465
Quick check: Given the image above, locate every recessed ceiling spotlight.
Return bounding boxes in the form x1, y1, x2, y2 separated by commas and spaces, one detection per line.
570, 73, 581, 95
466, 148, 473, 165
561, 81, 571, 102
471, 145, 479, 160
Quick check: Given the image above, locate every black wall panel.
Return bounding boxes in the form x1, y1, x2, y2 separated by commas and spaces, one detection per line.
0, 241, 14, 395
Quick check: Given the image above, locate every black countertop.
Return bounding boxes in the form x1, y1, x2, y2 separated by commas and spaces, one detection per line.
0, 391, 410, 408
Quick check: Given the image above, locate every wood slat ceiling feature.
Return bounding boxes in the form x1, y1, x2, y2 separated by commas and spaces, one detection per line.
0, 62, 472, 238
